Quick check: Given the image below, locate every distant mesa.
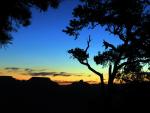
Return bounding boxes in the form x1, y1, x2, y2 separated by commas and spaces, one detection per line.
0, 76, 59, 86
0, 76, 16, 82
28, 77, 59, 86
0, 76, 17, 84
0, 76, 91, 87
0, 76, 14, 79
71, 80, 90, 87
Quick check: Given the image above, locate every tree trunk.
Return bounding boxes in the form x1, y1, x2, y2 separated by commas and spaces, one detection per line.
108, 64, 114, 94
108, 75, 114, 94
99, 75, 105, 96
98, 75, 107, 112
85, 62, 105, 95
106, 64, 115, 111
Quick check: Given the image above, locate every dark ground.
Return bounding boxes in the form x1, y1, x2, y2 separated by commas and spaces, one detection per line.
0, 76, 150, 113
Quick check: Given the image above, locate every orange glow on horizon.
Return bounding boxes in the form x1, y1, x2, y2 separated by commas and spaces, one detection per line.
0, 68, 108, 85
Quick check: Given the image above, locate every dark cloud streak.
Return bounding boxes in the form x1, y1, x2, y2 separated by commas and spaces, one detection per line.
24, 68, 34, 72
29, 72, 73, 76
5, 67, 20, 71
3, 67, 88, 77
29, 72, 55, 76
28, 71, 84, 77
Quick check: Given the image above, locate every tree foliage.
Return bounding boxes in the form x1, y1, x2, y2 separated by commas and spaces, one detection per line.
64, 0, 150, 85
0, 0, 60, 47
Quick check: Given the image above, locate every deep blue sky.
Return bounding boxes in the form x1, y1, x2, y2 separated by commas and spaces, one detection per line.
0, 0, 121, 83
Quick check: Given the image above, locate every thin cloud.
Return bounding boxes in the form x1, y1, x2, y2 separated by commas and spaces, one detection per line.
29, 72, 55, 76
29, 71, 72, 76
24, 68, 47, 72
53, 72, 84, 77
5, 67, 20, 71
87, 75, 91, 77
53, 72, 71, 76
3, 67, 89, 77
28, 71, 85, 77
24, 68, 34, 72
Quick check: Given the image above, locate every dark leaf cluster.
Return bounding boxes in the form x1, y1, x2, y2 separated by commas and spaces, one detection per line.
0, 0, 59, 47
68, 48, 89, 63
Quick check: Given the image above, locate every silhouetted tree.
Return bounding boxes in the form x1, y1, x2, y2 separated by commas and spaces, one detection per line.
64, 0, 150, 94
0, 0, 60, 47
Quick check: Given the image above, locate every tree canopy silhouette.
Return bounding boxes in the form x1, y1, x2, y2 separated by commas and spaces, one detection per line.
64, 0, 150, 91
0, 0, 60, 47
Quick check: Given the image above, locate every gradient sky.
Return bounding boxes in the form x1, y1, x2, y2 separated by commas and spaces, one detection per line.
0, 0, 122, 84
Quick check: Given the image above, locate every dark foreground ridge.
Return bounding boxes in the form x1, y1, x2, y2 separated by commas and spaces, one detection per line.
0, 76, 150, 113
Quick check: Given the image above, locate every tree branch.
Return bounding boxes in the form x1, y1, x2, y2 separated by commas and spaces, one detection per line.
106, 25, 126, 42
103, 40, 116, 50
117, 58, 150, 70
85, 35, 91, 52
78, 59, 103, 79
